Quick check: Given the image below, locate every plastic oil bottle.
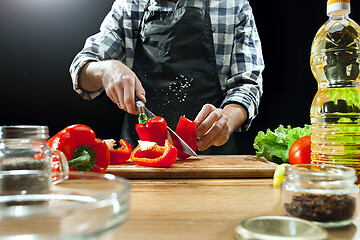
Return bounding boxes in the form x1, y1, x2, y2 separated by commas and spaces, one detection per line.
310, 0, 360, 173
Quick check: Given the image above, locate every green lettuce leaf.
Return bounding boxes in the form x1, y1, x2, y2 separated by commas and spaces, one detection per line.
253, 125, 311, 163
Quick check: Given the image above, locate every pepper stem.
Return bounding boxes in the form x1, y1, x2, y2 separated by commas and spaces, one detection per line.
67, 150, 91, 168
68, 145, 97, 171
138, 113, 148, 124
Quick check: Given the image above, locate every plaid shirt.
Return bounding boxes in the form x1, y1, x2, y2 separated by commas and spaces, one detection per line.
70, 0, 264, 131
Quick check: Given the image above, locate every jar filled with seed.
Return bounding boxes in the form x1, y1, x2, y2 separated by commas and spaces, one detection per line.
0, 126, 68, 196
281, 164, 359, 228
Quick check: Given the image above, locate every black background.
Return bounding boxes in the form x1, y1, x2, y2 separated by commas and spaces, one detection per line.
0, 0, 359, 154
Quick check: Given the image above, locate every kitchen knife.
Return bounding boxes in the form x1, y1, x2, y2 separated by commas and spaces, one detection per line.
135, 100, 198, 157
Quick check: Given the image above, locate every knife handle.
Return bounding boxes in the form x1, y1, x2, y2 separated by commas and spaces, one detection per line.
134, 97, 156, 119
134, 97, 144, 113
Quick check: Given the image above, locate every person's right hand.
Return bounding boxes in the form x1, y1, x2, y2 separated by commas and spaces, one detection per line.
101, 60, 146, 115
79, 60, 146, 115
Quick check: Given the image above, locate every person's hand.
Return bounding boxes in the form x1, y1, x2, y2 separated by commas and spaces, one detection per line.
194, 103, 247, 151
79, 60, 146, 115
101, 60, 146, 115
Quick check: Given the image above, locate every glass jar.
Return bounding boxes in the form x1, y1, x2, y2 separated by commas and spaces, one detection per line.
281, 164, 359, 228
0, 125, 68, 195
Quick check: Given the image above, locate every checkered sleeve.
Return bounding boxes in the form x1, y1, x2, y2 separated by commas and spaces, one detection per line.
221, 0, 264, 132
69, 0, 128, 100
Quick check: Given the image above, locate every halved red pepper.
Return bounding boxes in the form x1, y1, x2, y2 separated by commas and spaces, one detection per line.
130, 140, 177, 167
135, 116, 168, 146
47, 124, 110, 173
173, 116, 197, 159
104, 139, 132, 164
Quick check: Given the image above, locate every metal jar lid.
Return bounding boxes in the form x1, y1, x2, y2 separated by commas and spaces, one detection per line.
0, 125, 49, 139
235, 216, 327, 240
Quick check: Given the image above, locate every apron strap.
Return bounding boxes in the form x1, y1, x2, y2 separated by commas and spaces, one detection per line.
175, 0, 210, 12
205, 0, 210, 11
138, 0, 151, 32
145, 0, 151, 10
141, 0, 210, 31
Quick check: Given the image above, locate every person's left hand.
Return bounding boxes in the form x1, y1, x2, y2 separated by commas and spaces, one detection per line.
194, 103, 247, 151
195, 104, 230, 151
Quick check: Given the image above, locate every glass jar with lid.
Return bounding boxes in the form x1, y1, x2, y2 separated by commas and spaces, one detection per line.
0, 125, 68, 195
281, 164, 359, 228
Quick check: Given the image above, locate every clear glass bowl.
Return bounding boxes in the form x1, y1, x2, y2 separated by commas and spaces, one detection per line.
0, 171, 130, 240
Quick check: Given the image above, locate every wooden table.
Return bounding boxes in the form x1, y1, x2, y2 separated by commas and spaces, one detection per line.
106, 156, 359, 240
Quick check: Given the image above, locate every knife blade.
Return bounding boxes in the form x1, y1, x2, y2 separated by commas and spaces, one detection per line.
135, 100, 198, 157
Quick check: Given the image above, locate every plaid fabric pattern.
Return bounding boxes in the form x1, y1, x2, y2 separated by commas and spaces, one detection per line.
70, 0, 264, 131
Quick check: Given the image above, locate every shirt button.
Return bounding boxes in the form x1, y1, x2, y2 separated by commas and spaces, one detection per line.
211, 28, 215, 33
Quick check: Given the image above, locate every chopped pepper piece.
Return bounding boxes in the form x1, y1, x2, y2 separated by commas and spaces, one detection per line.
130, 140, 177, 168
105, 139, 132, 165
273, 163, 290, 187
47, 124, 110, 173
173, 116, 197, 159
135, 116, 168, 146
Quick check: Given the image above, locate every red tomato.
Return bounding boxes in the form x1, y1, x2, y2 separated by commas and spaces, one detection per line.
289, 135, 312, 165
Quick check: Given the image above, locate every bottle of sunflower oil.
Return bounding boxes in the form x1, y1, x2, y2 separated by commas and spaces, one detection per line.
310, 0, 360, 174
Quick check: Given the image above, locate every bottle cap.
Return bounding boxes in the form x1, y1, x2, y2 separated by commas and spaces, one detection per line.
0, 125, 49, 139
327, 0, 350, 15
235, 216, 327, 240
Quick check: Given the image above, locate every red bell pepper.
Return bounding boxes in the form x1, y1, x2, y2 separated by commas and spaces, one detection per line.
130, 139, 177, 167
135, 116, 168, 146
104, 139, 132, 164
173, 116, 197, 159
47, 124, 110, 173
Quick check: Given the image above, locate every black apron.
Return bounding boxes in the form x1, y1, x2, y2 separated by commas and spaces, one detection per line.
121, 0, 237, 154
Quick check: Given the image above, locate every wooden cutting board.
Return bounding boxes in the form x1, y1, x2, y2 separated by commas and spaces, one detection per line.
106, 155, 278, 179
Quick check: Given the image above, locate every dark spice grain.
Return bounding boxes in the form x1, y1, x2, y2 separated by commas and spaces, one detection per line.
0, 159, 51, 195
0, 160, 51, 206
284, 193, 356, 222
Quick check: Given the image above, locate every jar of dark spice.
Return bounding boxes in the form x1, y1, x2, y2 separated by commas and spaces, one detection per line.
281, 164, 359, 228
0, 126, 68, 196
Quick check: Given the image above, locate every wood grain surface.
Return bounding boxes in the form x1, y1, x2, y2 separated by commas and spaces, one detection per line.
106, 155, 278, 179
110, 178, 359, 240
